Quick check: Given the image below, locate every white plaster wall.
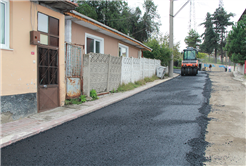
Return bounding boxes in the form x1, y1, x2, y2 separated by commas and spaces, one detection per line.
236, 64, 245, 74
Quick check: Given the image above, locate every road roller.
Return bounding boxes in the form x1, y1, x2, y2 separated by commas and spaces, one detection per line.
181, 47, 199, 76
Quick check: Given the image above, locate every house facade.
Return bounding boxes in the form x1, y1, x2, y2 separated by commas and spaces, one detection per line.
0, 0, 77, 122
64, 10, 152, 58
64, 10, 152, 99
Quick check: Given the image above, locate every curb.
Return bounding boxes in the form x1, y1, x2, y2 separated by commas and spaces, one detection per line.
1, 74, 179, 148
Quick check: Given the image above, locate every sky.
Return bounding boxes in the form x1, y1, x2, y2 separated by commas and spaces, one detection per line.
127, 0, 246, 51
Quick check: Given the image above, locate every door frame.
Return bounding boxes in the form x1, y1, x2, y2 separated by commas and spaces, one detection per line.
37, 45, 60, 112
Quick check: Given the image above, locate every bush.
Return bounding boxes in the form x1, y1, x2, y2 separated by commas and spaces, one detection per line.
90, 89, 98, 100
79, 95, 87, 103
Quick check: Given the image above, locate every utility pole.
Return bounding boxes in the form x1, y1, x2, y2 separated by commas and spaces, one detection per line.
169, 0, 189, 77
169, 0, 174, 77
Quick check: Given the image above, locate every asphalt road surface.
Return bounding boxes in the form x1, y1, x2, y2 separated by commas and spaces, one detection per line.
1, 70, 211, 166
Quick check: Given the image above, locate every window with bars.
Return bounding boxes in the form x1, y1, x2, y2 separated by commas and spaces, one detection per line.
38, 47, 58, 85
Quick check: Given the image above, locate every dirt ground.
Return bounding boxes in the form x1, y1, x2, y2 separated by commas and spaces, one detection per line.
204, 72, 246, 165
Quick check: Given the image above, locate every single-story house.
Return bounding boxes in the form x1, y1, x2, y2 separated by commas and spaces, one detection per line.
0, 0, 78, 122
63, 10, 152, 99
64, 10, 152, 58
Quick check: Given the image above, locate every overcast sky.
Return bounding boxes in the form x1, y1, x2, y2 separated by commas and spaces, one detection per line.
127, 0, 246, 51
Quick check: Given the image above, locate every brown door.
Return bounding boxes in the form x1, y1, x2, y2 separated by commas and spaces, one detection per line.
38, 47, 59, 112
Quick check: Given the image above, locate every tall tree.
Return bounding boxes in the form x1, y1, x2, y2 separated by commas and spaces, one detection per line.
184, 29, 201, 48
136, 0, 161, 42
212, 3, 234, 63
225, 16, 246, 64
199, 12, 217, 62
75, 0, 161, 43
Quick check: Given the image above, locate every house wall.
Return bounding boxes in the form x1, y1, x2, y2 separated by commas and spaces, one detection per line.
0, 1, 65, 122
71, 22, 139, 58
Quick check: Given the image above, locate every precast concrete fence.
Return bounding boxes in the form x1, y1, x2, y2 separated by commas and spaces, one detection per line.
83, 53, 122, 96
83, 53, 164, 96
121, 57, 161, 84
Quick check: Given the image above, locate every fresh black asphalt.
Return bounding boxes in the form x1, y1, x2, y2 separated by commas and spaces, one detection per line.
1, 70, 211, 166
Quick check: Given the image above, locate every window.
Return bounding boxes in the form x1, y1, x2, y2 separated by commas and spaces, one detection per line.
119, 43, 129, 57
38, 12, 59, 47
0, 0, 9, 49
183, 50, 196, 60
85, 33, 104, 54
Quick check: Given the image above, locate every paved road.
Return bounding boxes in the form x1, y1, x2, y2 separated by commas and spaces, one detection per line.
1, 71, 211, 166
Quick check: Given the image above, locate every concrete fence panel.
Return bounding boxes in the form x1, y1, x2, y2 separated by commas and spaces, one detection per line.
83, 53, 121, 96
121, 57, 161, 84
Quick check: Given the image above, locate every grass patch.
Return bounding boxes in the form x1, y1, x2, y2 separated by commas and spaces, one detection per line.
244, 74, 246, 79
65, 95, 87, 105
117, 75, 160, 92
173, 66, 181, 69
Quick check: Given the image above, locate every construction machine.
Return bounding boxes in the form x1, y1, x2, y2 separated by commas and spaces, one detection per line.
181, 47, 199, 76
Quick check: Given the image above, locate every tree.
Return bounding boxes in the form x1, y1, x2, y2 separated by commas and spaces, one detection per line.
184, 29, 201, 48
135, 0, 161, 42
75, 0, 161, 43
76, 2, 98, 20
143, 37, 171, 66
199, 12, 217, 62
212, 3, 234, 63
225, 16, 246, 64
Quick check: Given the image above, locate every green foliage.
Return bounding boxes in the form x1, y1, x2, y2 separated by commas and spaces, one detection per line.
117, 75, 159, 92
135, 80, 146, 86
197, 52, 207, 59
117, 82, 136, 92
199, 12, 217, 55
111, 88, 117, 93
79, 95, 87, 103
212, 4, 234, 63
76, 0, 160, 42
184, 29, 201, 48
90, 89, 98, 100
173, 66, 181, 69
225, 15, 246, 64
143, 36, 172, 66
173, 42, 182, 62
76, 3, 98, 20
65, 99, 71, 105
65, 95, 87, 105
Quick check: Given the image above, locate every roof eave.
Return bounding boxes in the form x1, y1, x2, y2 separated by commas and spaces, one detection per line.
65, 10, 152, 52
